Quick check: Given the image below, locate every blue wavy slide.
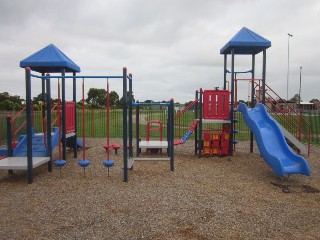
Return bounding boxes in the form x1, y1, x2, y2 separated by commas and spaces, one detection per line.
238, 103, 310, 176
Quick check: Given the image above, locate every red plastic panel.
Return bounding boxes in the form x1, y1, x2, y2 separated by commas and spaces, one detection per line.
146, 120, 163, 141
220, 132, 230, 156
203, 90, 230, 120
65, 101, 75, 133
203, 132, 211, 140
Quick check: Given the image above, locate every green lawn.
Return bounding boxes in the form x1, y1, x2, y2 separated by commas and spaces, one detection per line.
1, 109, 319, 145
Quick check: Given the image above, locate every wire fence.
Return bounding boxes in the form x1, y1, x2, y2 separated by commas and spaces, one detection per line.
1, 108, 320, 147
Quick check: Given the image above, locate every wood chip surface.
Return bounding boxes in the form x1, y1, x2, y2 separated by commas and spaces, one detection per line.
0, 138, 319, 239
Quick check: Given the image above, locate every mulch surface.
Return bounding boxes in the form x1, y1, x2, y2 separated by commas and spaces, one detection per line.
0, 138, 319, 239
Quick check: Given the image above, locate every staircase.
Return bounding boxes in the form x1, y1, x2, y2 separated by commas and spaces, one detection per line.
13, 127, 59, 157
254, 82, 310, 156
0, 101, 61, 158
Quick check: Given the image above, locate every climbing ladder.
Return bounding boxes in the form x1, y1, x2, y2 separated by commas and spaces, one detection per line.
174, 119, 199, 145
0, 101, 62, 158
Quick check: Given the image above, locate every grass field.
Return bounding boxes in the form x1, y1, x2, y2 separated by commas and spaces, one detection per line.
1, 109, 319, 145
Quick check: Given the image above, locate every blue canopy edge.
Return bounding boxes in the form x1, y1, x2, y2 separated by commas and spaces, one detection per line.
20, 43, 80, 73
220, 27, 271, 55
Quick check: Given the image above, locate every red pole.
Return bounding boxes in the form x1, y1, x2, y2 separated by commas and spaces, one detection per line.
235, 78, 238, 108
91, 109, 94, 138
178, 117, 181, 138
107, 79, 110, 160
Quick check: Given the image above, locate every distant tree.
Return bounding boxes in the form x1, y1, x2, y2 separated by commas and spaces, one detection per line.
0, 99, 19, 111
76, 100, 82, 109
32, 93, 54, 110
109, 91, 119, 108
289, 93, 300, 103
310, 98, 319, 104
0, 92, 10, 100
185, 101, 195, 108
86, 88, 106, 108
32, 93, 43, 105
0, 92, 24, 111
119, 91, 135, 108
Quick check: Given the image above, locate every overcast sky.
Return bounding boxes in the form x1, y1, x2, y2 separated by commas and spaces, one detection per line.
0, 0, 319, 104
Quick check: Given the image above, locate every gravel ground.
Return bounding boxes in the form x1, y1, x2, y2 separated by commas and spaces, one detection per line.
0, 138, 319, 239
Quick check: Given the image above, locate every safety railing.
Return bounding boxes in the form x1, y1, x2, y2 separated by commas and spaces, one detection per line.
253, 81, 311, 156
174, 99, 198, 138
43, 102, 61, 147
234, 78, 262, 108
11, 104, 34, 145
174, 99, 198, 120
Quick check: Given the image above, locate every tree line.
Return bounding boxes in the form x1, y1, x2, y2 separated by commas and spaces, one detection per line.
0, 89, 135, 111
1, 90, 319, 111
0, 89, 132, 111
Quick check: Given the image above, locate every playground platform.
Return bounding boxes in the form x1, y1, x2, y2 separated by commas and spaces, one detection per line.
139, 140, 168, 149
0, 157, 50, 170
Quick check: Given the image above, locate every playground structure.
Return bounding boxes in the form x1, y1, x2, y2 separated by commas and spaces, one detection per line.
0, 27, 313, 183
195, 89, 234, 158
173, 27, 311, 176
146, 120, 164, 154
217, 27, 310, 176
238, 103, 310, 176
0, 44, 82, 184
126, 100, 175, 170
0, 44, 135, 183
0, 43, 172, 183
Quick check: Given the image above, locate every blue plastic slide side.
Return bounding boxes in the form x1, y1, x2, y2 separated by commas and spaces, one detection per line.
0, 147, 8, 156
13, 128, 60, 157
76, 139, 83, 148
238, 103, 310, 176
51, 127, 60, 149
14, 133, 47, 157
13, 135, 27, 156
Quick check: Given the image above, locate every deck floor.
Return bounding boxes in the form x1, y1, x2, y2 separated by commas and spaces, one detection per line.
0, 157, 50, 170
139, 141, 168, 148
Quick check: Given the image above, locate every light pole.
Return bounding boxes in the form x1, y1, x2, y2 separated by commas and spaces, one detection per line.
298, 66, 302, 104
287, 33, 293, 100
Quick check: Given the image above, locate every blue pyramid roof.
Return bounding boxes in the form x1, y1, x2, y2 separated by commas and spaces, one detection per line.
220, 27, 271, 55
20, 44, 80, 73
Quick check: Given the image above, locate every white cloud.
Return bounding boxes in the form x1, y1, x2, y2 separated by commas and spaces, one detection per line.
0, 0, 319, 103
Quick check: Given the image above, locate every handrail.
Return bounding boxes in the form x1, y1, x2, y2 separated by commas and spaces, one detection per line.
233, 77, 310, 156
253, 82, 310, 156
174, 99, 198, 138
11, 106, 27, 141
43, 101, 61, 147
174, 99, 198, 120
11, 104, 34, 143
234, 78, 262, 108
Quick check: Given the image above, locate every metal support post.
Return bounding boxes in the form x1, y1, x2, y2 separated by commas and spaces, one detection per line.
123, 67, 128, 182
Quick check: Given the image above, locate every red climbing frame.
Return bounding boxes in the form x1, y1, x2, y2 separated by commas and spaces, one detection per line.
146, 120, 163, 141
203, 90, 230, 120
65, 101, 75, 133
146, 120, 163, 154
